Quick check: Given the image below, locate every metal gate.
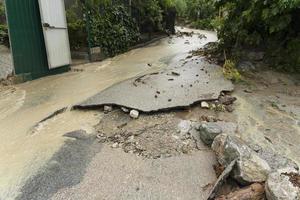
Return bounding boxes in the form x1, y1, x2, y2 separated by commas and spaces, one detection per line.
5, 0, 69, 80
38, 0, 71, 69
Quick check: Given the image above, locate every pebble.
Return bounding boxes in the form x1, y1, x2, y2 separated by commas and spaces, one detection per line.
104, 105, 113, 112
121, 107, 129, 113
201, 101, 210, 108
111, 143, 119, 148
130, 110, 139, 119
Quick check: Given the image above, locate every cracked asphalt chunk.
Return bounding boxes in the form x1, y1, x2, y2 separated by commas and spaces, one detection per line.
76, 59, 234, 112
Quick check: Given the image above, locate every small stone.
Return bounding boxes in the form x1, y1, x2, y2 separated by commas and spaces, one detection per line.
199, 122, 222, 145
111, 143, 119, 148
201, 101, 210, 109
225, 105, 234, 112
127, 135, 135, 142
233, 153, 271, 185
265, 168, 300, 200
130, 110, 139, 119
104, 105, 113, 112
121, 107, 129, 113
219, 95, 237, 105
207, 116, 216, 122
178, 120, 192, 135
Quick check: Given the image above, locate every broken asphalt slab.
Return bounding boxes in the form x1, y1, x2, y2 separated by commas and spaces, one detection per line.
75, 58, 234, 112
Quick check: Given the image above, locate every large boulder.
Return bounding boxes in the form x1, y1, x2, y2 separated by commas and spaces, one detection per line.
212, 134, 271, 184
233, 153, 271, 185
212, 134, 252, 167
265, 168, 300, 200
198, 122, 222, 145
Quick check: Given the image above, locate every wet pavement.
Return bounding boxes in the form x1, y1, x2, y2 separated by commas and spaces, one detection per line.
0, 27, 218, 199
0, 26, 299, 200
77, 58, 233, 112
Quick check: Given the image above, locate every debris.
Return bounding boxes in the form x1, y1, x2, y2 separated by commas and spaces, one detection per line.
95, 111, 200, 159
233, 153, 271, 185
147, 63, 152, 67
76, 60, 234, 112
198, 122, 222, 146
201, 101, 210, 109
216, 183, 265, 200
130, 110, 139, 119
212, 134, 253, 167
208, 159, 237, 200
265, 168, 300, 200
177, 120, 192, 135
210, 103, 217, 109
282, 172, 300, 188
111, 143, 119, 148
244, 89, 253, 93
212, 134, 271, 185
104, 105, 113, 113
218, 95, 237, 105
171, 71, 180, 76
225, 105, 234, 112
121, 107, 129, 113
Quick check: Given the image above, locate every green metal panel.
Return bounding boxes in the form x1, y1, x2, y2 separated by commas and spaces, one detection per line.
5, 0, 69, 80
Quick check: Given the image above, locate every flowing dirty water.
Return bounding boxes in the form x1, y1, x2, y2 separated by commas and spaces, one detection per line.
0, 28, 217, 199
232, 71, 300, 166
1, 26, 299, 200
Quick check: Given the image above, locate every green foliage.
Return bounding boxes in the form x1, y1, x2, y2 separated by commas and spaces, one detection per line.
87, 3, 140, 57
132, 0, 163, 32
66, 0, 86, 50
172, 0, 187, 17
217, 0, 300, 72
190, 19, 214, 30
175, 0, 217, 30
185, 0, 216, 20
0, 2, 8, 46
223, 59, 242, 82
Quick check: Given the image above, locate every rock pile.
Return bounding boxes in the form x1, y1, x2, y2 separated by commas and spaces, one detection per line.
195, 121, 299, 199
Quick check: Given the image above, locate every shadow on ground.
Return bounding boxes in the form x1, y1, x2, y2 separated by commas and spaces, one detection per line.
16, 130, 102, 200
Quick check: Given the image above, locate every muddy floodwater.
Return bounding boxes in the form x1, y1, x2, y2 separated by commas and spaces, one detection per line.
0, 28, 217, 199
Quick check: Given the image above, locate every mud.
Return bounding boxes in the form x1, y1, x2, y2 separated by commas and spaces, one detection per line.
233, 70, 300, 165
0, 27, 218, 199
95, 110, 209, 159
0, 25, 299, 200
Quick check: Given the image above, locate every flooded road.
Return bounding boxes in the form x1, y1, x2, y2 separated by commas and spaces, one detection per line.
0, 28, 217, 199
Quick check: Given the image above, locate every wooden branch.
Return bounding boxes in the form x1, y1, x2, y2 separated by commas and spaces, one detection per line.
215, 183, 265, 200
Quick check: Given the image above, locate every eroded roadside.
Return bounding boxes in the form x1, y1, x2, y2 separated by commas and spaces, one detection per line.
0, 27, 299, 200
0, 27, 218, 200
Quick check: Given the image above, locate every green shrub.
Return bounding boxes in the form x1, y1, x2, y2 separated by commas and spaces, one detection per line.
190, 19, 214, 30
0, 2, 8, 46
66, 0, 87, 50
223, 59, 242, 82
216, 0, 300, 72
87, 4, 140, 57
